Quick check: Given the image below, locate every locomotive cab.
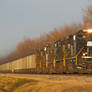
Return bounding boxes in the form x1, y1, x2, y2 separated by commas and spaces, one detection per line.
82, 29, 92, 62
77, 29, 92, 73
82, 41, 92, 62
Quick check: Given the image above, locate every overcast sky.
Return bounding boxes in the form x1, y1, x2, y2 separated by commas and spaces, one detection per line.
0, 0, 91, 56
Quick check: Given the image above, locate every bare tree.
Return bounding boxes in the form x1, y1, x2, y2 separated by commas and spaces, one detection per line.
83, 5, 92, 27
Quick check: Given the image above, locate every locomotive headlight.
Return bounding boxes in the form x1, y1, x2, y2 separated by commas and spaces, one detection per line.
83, 29, 92, 33
87, 29, 92, 33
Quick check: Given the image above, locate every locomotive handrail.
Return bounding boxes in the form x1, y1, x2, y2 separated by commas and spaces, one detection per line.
63, 51, 71, 67
75, 47, 84, 65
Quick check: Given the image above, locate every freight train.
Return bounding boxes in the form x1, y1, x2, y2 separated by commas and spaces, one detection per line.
0, 29, 92, 74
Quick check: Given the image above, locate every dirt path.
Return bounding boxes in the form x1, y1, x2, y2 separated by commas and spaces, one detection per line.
1, 74, 92, 92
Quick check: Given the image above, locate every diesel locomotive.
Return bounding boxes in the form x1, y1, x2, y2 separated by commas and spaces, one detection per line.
0, 29, 92, 74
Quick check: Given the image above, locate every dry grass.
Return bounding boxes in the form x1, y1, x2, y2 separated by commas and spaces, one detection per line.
0, 74, 92, 92
0, 76, 38, 92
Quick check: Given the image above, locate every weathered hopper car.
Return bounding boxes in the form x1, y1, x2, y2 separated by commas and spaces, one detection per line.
0, 54, 36, 73
0, 29, 92, 74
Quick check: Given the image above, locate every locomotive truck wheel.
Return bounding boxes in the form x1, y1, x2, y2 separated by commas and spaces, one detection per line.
66, 64, 75, 74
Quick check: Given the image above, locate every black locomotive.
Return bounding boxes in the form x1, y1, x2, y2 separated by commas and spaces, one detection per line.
36, 29, 92, 73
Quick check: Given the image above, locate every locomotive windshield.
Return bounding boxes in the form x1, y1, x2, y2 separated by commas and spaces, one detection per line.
87, 41, 92, 56
87, 47, 92, 56
82, 41, 92, 61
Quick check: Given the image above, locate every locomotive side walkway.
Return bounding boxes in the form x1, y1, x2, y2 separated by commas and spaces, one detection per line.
0, 73, 92, 92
